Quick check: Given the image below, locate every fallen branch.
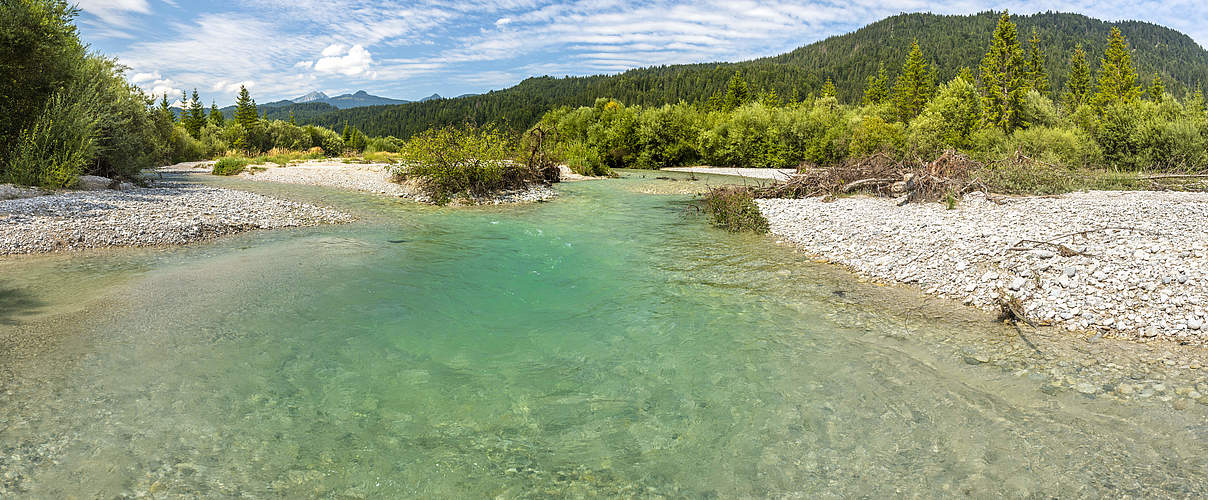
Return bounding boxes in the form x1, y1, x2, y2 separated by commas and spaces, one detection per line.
1008, 239, 1095, 257
840, 177, 896, 193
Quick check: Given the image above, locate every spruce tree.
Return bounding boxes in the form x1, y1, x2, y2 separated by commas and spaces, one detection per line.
821, 78, 837, 99
289, 110, 297, 125
1025, 28, 1050, 95
233, 85, 258, 130
891, 40, 935, 121
863, 63, 889, 105
723, 71, 750, 111
342, 122, 351, 143
210, 101, 224, 127
1061, 45, 1092, 109
1148, 75, 1166, 102
979, 11, 1031, 132
159, 93, 173, 121
185, 88, 206, 139
1093, 27, 1141, 107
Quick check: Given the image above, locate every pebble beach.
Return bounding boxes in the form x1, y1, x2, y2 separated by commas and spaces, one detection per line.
758, 190, 1208, 342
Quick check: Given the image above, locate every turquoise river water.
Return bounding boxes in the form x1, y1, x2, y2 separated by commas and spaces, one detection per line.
2, 172, 1207, 497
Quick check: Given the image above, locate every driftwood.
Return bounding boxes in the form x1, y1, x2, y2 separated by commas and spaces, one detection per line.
996, 291, 1044, 355
840, 177, 896, 193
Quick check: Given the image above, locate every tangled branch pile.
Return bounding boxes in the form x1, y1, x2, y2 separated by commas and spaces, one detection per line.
751, 150, 984, 203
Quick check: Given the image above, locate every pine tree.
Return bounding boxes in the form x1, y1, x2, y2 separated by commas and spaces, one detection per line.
1061, 45, 1092, 109
863, 63, 889, 105
821, 78, 837, 99
185, 88, 206, 139
289, 110, 297, 125
891, 40, 935, 121
1025, 28, 1050, 95
1148, 75, 1166, 102
158, 93, 173, 121
342, 122, 351, 143
758, 89, 782, 107
1093, 27, 1141, 107
210, 101, 225, 127
979, 11, 1031, 132
233, 85, 258, 130
723, 71, 750, 111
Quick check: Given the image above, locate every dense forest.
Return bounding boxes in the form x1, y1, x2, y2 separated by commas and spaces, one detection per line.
293, 11, 1208, 139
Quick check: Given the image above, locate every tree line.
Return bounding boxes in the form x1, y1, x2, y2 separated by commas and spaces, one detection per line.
532, 13, 1208, 174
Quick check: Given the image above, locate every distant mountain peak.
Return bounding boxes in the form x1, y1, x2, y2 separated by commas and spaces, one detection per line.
293, 91, 330, 103
352, 90, 370, 96
419, 93, 442, 102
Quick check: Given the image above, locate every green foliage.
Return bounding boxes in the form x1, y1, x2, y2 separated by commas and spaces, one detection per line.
1026, 28, 1051, 95
1093, 27, 1142, 108
558, 140, 609, 176
909, 75, 984, 154
980, 12, 1032, 133
863, 63, 890, 105
393, 126, 541, 204
184, 89, 207, 139
233, 85, 259, 130
702, 187, 769, 233
1062, 46, 1092, 109
821, 79, 837, 99
1149, 75, 1166, 102
210, 102, 225, 127
212, 156, 251, 176
891, 41, 935, 121
5, 89, 97, 187
722, 71, 752, 111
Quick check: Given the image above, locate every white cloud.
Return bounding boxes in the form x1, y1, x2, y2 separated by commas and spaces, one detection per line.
74, 0, 152, 37
313, 44, 374, 76
495, 17, 512, 27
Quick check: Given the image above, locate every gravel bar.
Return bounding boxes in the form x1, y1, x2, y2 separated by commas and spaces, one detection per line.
0, 182, 353, 255
758, 190, 1208, 341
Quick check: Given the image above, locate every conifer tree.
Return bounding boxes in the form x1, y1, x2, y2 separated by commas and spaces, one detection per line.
1061, 45, 1092, 109
863, 63, 890, 105
723, 71, 750, 111
158, 93, 173, 121
979, 11, 1031, 132
233, 85, 258, 130
1148, 75, 1166, 102
821, 78, 837, 99
758, 89, 782, 107
210, 101, 224, 127
185, 88, 206, 139
1093, 27, 1141, 107
342, 122, 351, 143
289, 110, 297, 125
891, 40, 935, 121
1025, 28, 1050, 95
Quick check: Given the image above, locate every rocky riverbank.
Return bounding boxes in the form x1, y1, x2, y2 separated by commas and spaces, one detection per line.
0, 179, 352, 256
757, 190, 1208, 342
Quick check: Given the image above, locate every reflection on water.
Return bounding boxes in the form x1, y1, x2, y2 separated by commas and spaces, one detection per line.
1, 173, 1207, 497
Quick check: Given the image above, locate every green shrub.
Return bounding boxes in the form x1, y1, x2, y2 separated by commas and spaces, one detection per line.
393, 126, 544, 204
4, 89, 96, 188
559, 140, 610, 176
1011, 126, 1101, 168
212, 156, 250, 176
702, 186, 769, 233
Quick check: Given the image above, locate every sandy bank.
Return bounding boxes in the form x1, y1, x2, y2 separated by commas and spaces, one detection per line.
758, 190, 1208, 342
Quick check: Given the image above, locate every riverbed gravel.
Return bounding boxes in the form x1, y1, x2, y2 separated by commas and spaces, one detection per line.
758, 190, 1208, 342
0, 182, 352, 255
236, 160, 558, 204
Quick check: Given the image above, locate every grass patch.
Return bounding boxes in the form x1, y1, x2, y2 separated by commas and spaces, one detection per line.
703, 186, 769, 233
212, 157, 251, 176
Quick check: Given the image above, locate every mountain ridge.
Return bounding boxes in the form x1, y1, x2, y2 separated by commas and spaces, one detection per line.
274, 11, 1208, 138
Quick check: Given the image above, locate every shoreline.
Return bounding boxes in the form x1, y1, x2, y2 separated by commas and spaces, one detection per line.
226, 159, 560, 205
0, 169, 352, 256
757, 190, 1208, 343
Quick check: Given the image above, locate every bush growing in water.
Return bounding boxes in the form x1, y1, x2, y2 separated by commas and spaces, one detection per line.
212, 157, 251, 176
392, 126, 550, 204
702, 186, 770, 233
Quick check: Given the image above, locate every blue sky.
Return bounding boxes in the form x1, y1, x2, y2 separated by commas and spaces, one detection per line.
74, 0, 1208, 106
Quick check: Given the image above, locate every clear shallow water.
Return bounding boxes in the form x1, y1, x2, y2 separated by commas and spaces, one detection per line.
2, 174, 1207, 498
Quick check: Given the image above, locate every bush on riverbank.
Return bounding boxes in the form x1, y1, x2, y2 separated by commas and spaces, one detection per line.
391, 126, 553, 204
212, 157, 251, 176
703, 186, 770, 233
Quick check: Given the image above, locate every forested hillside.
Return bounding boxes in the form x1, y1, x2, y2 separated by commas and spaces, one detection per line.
295, 11, 1208, 139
